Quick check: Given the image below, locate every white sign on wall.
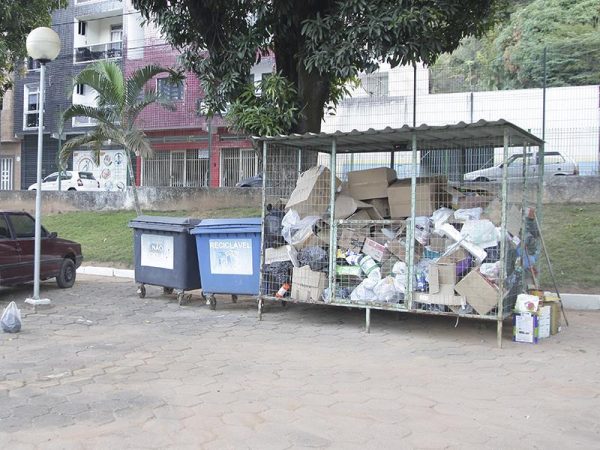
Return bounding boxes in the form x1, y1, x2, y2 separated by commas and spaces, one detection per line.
209, 239, 253, 275
73, 149, 128, 191
141, 234, 174, 270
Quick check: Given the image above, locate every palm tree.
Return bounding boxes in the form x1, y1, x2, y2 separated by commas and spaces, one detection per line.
61, 61, 183, 215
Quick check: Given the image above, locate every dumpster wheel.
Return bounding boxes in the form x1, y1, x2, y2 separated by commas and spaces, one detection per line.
177, 291, 193, 306
208, 294, 217, 311
231, 294, 238, 303
137, 284, 146, 298
163, 287, 174, 295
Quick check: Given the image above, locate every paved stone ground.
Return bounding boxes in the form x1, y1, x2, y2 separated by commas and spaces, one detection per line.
1, 275, 599, 449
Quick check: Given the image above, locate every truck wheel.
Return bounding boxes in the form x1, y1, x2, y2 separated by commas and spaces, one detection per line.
56, 258, 76, 288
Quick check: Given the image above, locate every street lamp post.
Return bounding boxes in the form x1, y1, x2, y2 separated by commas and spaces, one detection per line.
25, 27, 61, 307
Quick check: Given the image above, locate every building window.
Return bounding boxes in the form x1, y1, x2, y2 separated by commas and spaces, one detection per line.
360, 72, 389, 97
26, 57, 41, 71
78, 21, 87, 36
157, 78, 184, 101
24, 83, 40, 129
75, 84, 85, 95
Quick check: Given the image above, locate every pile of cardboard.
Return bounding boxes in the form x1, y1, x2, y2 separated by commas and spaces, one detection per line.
263, 164, 522, 311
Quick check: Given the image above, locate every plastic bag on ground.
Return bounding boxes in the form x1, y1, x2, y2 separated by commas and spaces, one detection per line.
1, 301, 22, 333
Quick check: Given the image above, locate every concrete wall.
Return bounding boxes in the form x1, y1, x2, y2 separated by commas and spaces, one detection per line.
0, 177, 597, 214
0, 187, 261, 214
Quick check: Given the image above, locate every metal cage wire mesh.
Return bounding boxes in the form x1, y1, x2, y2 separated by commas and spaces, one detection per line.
256, 121, 544, 346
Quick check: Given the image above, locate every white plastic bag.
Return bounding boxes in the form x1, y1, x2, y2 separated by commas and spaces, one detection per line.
414, 216, 431, 246
480, 261, 501, 281
454, 207, 483, 221
373, 276, 402, 303
431, 207, 454, 229
460, 220, 499, 249
1, 301, 22, 333
280, 209, 321, 246
350, 280, 376, 302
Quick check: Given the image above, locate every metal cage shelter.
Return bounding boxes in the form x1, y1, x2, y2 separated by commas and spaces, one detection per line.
254, 120, 545, 347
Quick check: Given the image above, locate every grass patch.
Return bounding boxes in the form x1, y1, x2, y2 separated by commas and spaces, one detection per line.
539, 203, 600, 294
43, 207, 261, 268
43, 203, 599, 294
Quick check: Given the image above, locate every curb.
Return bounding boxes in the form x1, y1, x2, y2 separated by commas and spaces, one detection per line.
77, 266, 134, 279
76, 266, 600, 310
561, 293, 600, 311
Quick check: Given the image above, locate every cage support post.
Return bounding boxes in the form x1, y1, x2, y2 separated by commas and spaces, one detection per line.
497, 127, 511, 348
257, 141, 268, 321
405, 132, 418, 310
365, 308, 371, 334
328, 139, 338, 309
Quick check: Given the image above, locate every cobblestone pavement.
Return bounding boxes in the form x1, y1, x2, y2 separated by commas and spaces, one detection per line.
1, 275, 599, 449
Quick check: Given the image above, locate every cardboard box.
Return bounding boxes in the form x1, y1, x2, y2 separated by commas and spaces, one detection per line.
386, 240, 424, 262
265, 246, 291, 264
346, 207, 383, 221
543, 295, 561, 335
335, 195, 383, 220
338, 228, 368, 253
365, 198, 391, 218
285, 166, 341, 217
347, 167, 396, 200
454, 269, 500, 315
291, 266, 327, 302
513, 312, 539, 343
428, 236, 448, 252
362, 238, 387, 262
414, 284, 465, 306
420, 254, 465, 306
387, 177, 450, 218
537, 305, 551, 339
444, 186, 496, 210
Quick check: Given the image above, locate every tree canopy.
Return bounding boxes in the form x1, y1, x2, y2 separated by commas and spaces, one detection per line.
0, 0, 66, 97
133, 0, 504, 134
431, 0, 600, 92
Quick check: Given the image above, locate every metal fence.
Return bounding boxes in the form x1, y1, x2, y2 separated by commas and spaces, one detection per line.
257, 121, 544, 346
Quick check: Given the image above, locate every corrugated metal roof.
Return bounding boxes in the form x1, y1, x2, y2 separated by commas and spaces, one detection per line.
252, 119, 544, 153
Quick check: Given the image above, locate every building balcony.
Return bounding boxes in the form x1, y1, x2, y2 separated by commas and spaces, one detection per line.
75, 41, 122, 64
72, 116, 99, 127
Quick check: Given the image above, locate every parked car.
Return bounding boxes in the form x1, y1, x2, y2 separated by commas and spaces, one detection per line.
0, 211, 82, 288
463, 151, 579, 182
28, 171, 100, 191
235, 173, 263, 187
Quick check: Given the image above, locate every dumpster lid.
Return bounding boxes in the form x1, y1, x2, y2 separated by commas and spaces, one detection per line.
128, 215, 201, 232
190, 217, 261, 235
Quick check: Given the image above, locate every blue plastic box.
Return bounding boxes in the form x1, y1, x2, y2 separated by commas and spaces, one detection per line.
190, 218, 262, 295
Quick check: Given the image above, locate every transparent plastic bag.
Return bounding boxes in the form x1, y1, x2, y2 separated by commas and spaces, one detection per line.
460, 220, 499, 248
1, 301, 22, 333
281, 210, 321, 246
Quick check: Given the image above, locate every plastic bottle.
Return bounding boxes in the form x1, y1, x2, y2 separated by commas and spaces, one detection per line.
275, 283, 290, 298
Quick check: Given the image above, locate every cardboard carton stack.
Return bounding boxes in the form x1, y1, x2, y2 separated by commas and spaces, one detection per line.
263, 164, 523, 312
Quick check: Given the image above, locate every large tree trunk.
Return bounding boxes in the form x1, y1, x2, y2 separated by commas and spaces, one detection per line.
273, 0, 333, 134
294, 65, 330, 134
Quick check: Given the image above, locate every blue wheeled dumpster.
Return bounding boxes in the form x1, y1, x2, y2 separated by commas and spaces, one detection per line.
190, 218, 261, 310
129, 216, 202, 305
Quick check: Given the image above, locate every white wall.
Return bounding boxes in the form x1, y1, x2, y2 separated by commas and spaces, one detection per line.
322, 84, 600, 165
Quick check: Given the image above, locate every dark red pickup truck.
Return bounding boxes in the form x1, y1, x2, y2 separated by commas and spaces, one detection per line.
0, 211, 82, 288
